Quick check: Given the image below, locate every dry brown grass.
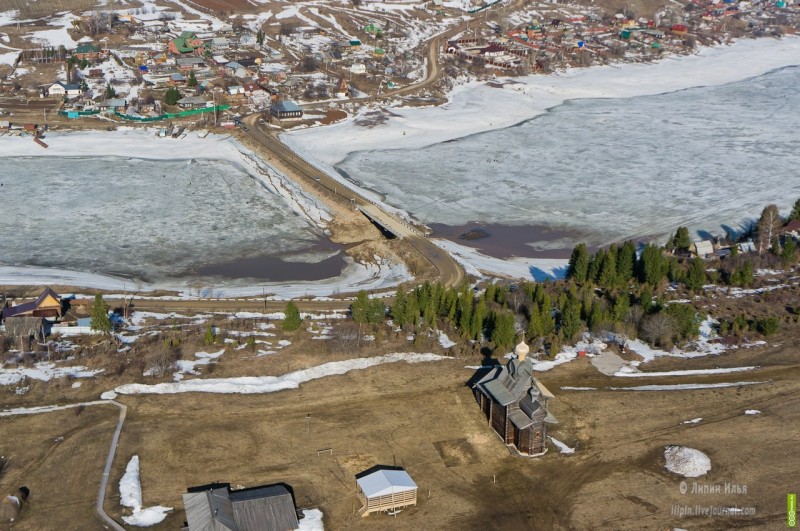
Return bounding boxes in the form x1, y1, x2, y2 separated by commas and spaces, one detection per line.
3, 333, 797, 530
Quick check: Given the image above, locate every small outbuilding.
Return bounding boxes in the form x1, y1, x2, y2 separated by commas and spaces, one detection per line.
690, 240, 715, 259
356, 467, 417, 517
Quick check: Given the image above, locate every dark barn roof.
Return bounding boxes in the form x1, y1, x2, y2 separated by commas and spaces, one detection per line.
183, 483, 298, 531
2, 287, 61, 319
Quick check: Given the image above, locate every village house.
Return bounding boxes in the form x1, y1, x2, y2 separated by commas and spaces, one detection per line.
690, 239, 715, 259
781, 219, 800, 240
350, 62, 366, 74
73, 43, 102, 61
1, 287, 63, 322
270, 100, 303, 120
97, 98, 126, 112
177, 95, 207, 109
356, 467, 417, 517
46, 81, 82, 98
472, 342, 557, 456
182, 482, 298, 531
169, 31, 203, 55
176, 57, 206, 71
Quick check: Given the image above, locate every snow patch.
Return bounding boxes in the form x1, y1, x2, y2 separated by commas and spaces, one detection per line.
548, 436, 576, 454
298, 508, 324, 530
664, 446, 711, 478
119, 455, 172, 526
744, 409, 761, 415
111, 353, 449, 395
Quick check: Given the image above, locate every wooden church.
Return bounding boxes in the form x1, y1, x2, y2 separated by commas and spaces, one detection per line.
472, 341, 557, 456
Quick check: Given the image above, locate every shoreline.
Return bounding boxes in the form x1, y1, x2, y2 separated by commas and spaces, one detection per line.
284, 36, 800, 165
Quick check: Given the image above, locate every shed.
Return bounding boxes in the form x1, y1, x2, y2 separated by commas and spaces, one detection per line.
690, 240, 715, 258
356, 468, 417, 517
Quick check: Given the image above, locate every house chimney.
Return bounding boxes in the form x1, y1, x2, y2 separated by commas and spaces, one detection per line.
514, 341, 529, 361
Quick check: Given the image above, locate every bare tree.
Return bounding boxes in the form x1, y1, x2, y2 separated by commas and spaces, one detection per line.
756, 204, 783, 254
640, 312, 677, 348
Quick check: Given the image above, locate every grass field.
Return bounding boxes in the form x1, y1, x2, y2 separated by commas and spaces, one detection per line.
3, 335, 797, 529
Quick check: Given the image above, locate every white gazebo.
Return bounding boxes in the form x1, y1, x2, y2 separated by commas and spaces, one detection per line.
356, 468, 418, 517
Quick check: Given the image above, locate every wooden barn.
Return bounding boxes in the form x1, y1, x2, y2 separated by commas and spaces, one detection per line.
182, 482, 298, 531
473, 342, 557, 456
1, 288, 63, 321
356, 468, 417, 517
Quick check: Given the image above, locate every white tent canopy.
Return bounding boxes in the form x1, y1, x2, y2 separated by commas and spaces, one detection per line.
357, 470, 417, 498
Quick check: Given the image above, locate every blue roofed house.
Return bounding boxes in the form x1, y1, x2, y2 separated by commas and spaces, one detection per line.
47, 81, 82, 98
270, 100, 303, 120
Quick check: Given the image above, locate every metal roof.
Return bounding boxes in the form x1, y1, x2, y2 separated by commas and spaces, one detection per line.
357, 470, 417, 498
183, 484, 297, 531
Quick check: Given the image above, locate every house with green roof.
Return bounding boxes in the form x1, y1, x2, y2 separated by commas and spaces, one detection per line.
169, 32, 203, 55
74, 43, 102, 60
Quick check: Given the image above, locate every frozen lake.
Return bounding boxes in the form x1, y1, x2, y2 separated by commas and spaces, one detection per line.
1, 156, 340, 282
336, 66, 800, 254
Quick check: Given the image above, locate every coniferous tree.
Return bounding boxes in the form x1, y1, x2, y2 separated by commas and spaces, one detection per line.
527, 303, 544, 339
351, 290, 369, 324
783, 238, 798, 266
405, 291, 420, 328
490, 310, 516, 351
540, 293, 556, 336
367, 299, 385, 324
790, 198, 800, 221
598, 251, 617, 288
470, 298, 487, 340
90, 294, 112, 333
685, 257, 707, 292
616, 241, 636, 282
203, 324, 216, 345
612, 292, 630, 322
638, 244, 666, 285
390, 287, 406, 323
672, 226, 691, 251
282, 301, 302, 331
104, 83, 116, 99
559, 295, 582, 341
187, 70, 198, 87
566, 243, 589, 283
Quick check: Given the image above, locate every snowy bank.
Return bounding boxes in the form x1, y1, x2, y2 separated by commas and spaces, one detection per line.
548, 436, 576, 454
664, 446, 711, 478
107, 353, 448, 396
119, 455, 172, 526
285, 37, 800, 165
0, 362, 103, 386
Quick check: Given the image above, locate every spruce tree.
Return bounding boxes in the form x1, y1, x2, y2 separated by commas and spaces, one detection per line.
490, 310, 515, 351
90, 294, 112, 334
685, 257, 707, 292
282, 301, 302, 331
638, 244, 665, 285
598, 251, 617, 288
672, 226, 691, 251
470, 299, 487, 340
367, 299, 385, 324
187, 70, 198, 87
527, 303, 543, 339
612, 293, 629, 323
783, 238, 797, 266
203, 325, 216, 345
616, 241, 636, 282
540, 293, 556, 336
390, 287, 406, 323
559, 295, 582, 341
790, 198, 800, 221
566, 243, 589, 283
351, 290, 369, 324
